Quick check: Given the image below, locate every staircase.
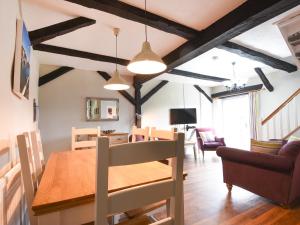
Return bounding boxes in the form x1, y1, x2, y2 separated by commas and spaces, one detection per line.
261, 88, 300, 140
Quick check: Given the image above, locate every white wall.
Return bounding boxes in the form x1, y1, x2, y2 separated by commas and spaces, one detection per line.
38, 65, 135, 158
0, 0, 40, 224
141, 80, 213, 136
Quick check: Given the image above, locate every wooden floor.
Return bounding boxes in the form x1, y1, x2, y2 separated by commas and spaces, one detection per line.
155, 150, 300, 225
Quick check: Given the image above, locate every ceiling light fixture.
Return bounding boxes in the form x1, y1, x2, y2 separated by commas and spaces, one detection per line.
104, 28, 130, 91
222, 62, 248, 91
127, 0, 167, 74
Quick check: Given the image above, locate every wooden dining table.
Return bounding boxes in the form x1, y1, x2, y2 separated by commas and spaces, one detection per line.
32, 149, 184, 225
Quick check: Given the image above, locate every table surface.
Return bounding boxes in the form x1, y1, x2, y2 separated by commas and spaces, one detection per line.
32, 149, 175, 215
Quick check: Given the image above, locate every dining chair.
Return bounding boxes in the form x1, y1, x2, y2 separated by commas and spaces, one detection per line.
131, 126, 150, 143
17, 134, 39, 225
31, 130, 45, 166
72, 127, 101, 150
149, 128, 176, 141
3, 163, 22, 225
0, 139, 12, 178
0, 178, 5, 225
93, 132, 185, 225
30, 131, 44, 179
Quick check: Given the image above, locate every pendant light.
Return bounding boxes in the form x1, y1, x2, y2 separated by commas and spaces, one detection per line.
127, 0, 167, 74
104, 28, 130, 90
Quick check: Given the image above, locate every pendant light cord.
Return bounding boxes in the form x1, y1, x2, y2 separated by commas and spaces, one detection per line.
144, 0, 148, 42
115, 31, 118, 70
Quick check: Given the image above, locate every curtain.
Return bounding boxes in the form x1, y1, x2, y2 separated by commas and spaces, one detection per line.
249, 91, 261, 140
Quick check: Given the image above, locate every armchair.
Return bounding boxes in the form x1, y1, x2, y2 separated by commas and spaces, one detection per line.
217, 141, 300, 207
195, 128, 225, 158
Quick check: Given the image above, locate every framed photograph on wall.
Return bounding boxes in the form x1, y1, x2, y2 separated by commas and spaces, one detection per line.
13, 19, 31, 99
86, 97, 119, 121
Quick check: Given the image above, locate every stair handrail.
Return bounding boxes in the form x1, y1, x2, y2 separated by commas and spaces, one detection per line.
261, 88, 300, 126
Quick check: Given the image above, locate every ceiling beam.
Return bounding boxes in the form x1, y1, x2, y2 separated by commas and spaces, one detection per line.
97, 71, 135, 105
194, 85, 213, 103
34, 44, 130, 66
218, 41, 297, 73
211, 84, 263, 99
141, 80, 168, 105
65, 0, 199, 39
169, 69, 229, 82
254, 67, 274, 92
39, 66, 74, 86
29, 17, 96, 46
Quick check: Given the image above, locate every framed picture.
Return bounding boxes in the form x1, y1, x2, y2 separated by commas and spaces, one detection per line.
13, 19, 31, 99
86, 97, 119, 121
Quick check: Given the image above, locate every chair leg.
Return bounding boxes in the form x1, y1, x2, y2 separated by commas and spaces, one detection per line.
226, 183, 233, 192
201, 150, 204, 159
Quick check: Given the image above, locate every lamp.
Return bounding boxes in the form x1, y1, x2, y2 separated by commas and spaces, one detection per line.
104, 28, 130, 91
222, 62, 248, 91
127, 0, 167, 74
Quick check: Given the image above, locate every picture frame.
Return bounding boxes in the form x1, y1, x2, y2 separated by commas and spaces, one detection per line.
13, 19, 31, 99
86, 97, 119, 121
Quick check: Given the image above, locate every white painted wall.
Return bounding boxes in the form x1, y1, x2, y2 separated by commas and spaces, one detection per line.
38, 66, 135, 158
0, 0, 40, 224
141, 80, 213, 138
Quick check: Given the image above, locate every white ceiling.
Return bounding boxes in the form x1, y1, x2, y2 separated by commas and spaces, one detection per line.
22, 0, 298, 86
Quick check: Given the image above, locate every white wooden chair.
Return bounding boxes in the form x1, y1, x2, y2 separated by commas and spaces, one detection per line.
0, 178, 5, 225
17, 134, 39, 225
30, 130, 45, 180
131, 126, 150, 143
94, 132, 185, 225
0, 140, 12, 178
3, 164, 22, 225
72, 127, 101, 150
149, 128, 176, 141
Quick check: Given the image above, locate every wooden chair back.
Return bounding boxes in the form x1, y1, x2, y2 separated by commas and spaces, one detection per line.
30, 130, 44, 177
72, 127, 101, 150
17, 134, 38, 225
0, 178, 5, 225
0, 140, 12, 178
131, 126, 150, 143
150, 128, 176, 141
3, 164, 22, 225
95, 133, 185, 225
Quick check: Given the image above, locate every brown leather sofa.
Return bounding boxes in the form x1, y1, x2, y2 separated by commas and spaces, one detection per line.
217, 141, 300, 207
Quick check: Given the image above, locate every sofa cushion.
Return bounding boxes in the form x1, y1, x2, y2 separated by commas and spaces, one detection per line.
250, 139, 284, 155
278, 141, 300, 159
204, 141, 223, 148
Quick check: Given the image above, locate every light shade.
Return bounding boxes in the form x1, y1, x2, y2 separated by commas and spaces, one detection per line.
127, 41, 167, 74
104, 70, 130, 90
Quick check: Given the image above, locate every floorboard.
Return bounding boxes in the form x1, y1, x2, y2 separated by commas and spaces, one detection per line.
154, 149, 300, 225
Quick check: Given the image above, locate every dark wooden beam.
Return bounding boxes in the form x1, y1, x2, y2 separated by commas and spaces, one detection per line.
29, 17, 96, 46
134, 78, 142, 128
39, 66, 74, 86
34, 44, 130, 66
218, 41, 297, 73
194, 85, 213, 103
97, 71, 135, 105
254, 67, 274, 92
163, 0, 299, 74
169, 69, 229, 82
141, 80, 168, 105
65, 0, 199, 39
211, 84, 263, 99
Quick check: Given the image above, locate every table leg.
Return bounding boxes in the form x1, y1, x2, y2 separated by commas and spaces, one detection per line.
193, 144, 197, 160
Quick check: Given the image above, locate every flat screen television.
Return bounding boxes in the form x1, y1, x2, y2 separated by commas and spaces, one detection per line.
170, 108, 197, 125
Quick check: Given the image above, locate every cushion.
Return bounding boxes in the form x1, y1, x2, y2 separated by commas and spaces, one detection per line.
250, 139, 284, 155
199, 132, 208, 142
205, 131, 215, 142
204, 141, 223, 148
278, 141, 300, 159
288, 135, 300, 143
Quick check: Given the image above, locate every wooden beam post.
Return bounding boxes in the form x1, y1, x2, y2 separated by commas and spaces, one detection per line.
218, 41, 297, 73
254, 67, 274, 92
134, 79, 142, 128
39, 66, 74, 86
97, 71, 135, 105
34, 44, 129, 66
193, 85, 213, 103
211, 84, 263, 99
141, 81, 168, 105
169, 69, 229, 82
29, 17, 96, 46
